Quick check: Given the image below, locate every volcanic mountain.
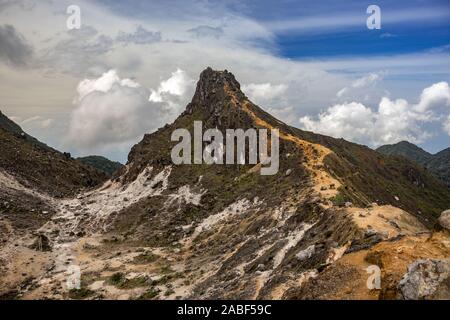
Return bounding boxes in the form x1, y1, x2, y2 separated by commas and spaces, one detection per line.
377, 141, 450, 187
0, 68, 449, 300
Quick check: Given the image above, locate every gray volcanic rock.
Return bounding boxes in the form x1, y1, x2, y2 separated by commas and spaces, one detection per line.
438, 210, 450, 231
398, 259, 450, 300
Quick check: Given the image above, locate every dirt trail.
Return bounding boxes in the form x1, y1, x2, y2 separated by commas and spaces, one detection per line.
224, 85, 341, 202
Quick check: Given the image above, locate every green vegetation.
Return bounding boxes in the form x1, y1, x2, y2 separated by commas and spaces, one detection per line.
132, 252, 159, 264
377, 141, 432, 164
68, 287, 95, 300
159, 264, 174, 274
290, 124, 450, 227
164, 288, 175, 296
107, 272, 149, 289
76, 155, 124, 177
137, 287, 159, 300
330, 190, 352, 207
377, 141, 450, 187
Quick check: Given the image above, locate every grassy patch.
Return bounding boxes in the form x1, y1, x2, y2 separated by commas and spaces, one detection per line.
137, 287, 160, 300
68, 288, 94, 300
159, 264, 174, 274
164, 288, 175, 297
330, 190, 352, 207
132, 252, 159, 264
150, 271, 184, 286
107, 272, 149, 289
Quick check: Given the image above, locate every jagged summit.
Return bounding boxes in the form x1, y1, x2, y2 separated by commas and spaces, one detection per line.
186, 67, 245, 116
195, 67, 241, 97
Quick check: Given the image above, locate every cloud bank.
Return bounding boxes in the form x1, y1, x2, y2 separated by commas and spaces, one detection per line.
67, 69, 194, 153
0, 24, 33, 67
242, 83, 288, 103
300, 82, 450, 146
116, 26, 162, 45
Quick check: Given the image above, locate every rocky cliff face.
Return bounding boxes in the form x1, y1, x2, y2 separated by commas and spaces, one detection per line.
0, 68, 449, 300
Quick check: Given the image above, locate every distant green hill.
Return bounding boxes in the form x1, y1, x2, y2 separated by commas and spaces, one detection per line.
425, 148, 450, 187
76, 156, 123, 177
377, 141, 450, 187
376, 141, 432, 164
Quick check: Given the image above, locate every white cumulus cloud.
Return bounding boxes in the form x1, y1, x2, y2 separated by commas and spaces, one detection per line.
299, 102, 376, 144
415, 81, 450, 113
300, 82, 450, 146
67, 68, 194, 153
242, 83, 287, 103
149, 68, 194, 104
77, 69, 140, 100
336, 72, 383, 99
352, 73, 381, 88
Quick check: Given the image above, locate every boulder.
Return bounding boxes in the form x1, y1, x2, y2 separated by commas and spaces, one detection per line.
438, 210, 450, 231
398, 259, 450, 300
295, 245, 315, 261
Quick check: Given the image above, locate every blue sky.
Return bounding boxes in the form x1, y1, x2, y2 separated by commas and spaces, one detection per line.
0, 0, 449, 162
100, 0, 450, 58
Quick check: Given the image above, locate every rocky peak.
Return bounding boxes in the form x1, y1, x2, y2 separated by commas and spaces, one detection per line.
186, 67, 245, 116
196, 67, 241, 97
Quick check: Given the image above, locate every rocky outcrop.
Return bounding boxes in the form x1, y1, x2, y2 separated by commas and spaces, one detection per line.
438, 210, 450, 231
398, 259, 450, 300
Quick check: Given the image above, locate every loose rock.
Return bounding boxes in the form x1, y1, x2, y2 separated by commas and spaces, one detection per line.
398, 259, 450, 300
